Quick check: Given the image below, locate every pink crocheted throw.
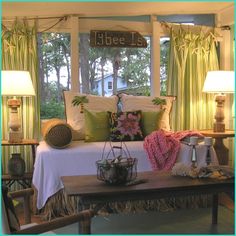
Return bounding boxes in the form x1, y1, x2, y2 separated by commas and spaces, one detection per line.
143, 130, 203, 171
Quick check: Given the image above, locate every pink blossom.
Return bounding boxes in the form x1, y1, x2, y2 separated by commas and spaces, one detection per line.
117, 113, 141, 138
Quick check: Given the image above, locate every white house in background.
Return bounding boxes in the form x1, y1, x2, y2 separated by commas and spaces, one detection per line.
94, 74, 127, 96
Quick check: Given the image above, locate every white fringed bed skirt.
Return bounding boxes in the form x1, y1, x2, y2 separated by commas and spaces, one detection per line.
33, 140, 218, 211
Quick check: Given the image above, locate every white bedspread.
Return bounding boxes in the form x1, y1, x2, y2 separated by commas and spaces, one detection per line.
33, 141, 218, 209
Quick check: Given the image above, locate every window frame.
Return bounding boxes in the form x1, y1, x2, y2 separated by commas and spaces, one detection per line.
107, 81, 113, 90
36, 15, 225, 99
71, 17, 162, 96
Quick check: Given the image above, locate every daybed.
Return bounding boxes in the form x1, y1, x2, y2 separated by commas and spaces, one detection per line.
32, 92, 218, 219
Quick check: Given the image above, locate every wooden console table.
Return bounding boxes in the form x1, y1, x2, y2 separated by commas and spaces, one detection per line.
200, 130, 235, 165
62, 171, 234, 234
1, 139, 39, 188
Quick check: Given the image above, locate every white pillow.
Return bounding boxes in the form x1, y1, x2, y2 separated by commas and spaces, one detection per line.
64, 91, 118, 140
120, 93, 175, 131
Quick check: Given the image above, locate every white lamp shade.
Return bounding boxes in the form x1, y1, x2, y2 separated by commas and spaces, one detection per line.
202, 70, 235, 93
1, 70, 35, 96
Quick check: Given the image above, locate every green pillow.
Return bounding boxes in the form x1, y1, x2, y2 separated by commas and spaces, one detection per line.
84, 109, 110, 142
141, 110, 164, 136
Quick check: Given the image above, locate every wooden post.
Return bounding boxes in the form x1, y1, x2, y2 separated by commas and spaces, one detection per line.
151, 19, 161, 97
70, 16, 80, 92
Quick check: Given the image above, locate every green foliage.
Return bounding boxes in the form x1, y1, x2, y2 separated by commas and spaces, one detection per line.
41, 33, 70, 73
40, 81, 66, 119
39, 33, 170, 119
121, 85, 150, 96
120, 38, 151, 90
39, 32, 71, 119
40, 101, 65, 119
160, 39, 170, 95
160, 80, 167, 96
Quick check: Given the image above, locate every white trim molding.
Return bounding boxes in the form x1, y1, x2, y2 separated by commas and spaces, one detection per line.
216, 4, 234, 26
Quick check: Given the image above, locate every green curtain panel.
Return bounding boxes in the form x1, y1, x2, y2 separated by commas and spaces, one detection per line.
166, 24, 219, 131
2, 20, 40, 189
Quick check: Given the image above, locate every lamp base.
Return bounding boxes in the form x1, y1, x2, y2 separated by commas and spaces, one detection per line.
9, 131, 23, 143
213, 123, 225, 132
213, 94, 225, 133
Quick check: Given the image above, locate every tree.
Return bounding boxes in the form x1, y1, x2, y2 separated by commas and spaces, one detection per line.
39, 33, 170, 119
80, 35, 151, 96
160, 39, 170, 95
47, 34, 66, 102
38, 32, 71, 119
39, 33, 71, 101
60, 34, 71, 90
80, 34, 90, 93
40, 81, 66, 119
120, 38, 151, 95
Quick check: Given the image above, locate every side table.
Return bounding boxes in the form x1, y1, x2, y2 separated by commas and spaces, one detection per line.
199, 130, 235, 165
1, 139, 39, 188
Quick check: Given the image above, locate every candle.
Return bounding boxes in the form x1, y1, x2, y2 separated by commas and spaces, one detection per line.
204, 137, 213, 146
190, 136, 198, 145
191, 147, 197, 162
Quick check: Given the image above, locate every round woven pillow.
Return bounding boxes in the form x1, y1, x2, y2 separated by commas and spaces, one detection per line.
42, 119, 73, 149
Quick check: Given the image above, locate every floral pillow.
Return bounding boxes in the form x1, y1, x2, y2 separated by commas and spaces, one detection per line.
108, 110, 144, 141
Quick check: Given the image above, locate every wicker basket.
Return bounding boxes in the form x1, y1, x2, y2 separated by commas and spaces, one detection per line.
96, 142, 137, 185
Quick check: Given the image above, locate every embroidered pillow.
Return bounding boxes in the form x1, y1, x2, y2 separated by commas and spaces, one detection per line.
119, 93, 175, 131
108, 110, 143, 141
63, 91, 118, 140
141, 110, 164, 136
84, 109, 110, 142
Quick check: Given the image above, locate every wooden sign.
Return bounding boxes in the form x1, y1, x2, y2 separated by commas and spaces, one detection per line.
90, 30, 147, 48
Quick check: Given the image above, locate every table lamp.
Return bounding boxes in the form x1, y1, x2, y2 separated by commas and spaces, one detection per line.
202, 70, 235, 132
1, 70, 35, 143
